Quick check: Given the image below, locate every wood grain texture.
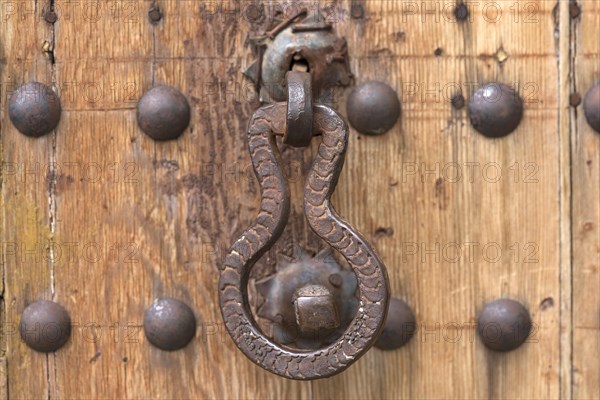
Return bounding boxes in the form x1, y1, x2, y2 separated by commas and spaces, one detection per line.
50, 0, 308, 398
558, 1, 572, 398
315, 1, 562, 399
1, 0, 58, 397
0, 0, 597, 399
572, 1, 600, 399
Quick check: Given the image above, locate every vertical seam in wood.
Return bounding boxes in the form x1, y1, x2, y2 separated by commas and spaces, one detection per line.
45, 355, 51, 400
0, 58, 7, 400
151, 0, 156, 87
0, 358, 7, 400
0, 29, 6, 396
567, 0, 579, 397
558, 1, 573, 399
47, 0, 57, 301
46, 0, 60, 398
150, 0, 159, 284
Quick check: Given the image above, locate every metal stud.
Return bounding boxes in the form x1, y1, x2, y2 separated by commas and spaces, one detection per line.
9, 82, 61, 137
346, 81, 401, 136
20, 300, 71, 353
143, 298, 196, 351
451, 93, 466, 109
375, 297, 416, 350
583, 83, 600, 133
44, 9, 58, 24
148, 5, 162, 24
570, 92, 582, 107
569, 3, 581, 19
136, 85, 190, 141
454, 3, 469, 21
350, 3, 365, 19
477, 298, 531, 352
467, 82, 523, 138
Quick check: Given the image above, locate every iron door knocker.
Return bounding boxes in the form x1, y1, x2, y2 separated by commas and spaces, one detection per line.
218, 70, 390, 380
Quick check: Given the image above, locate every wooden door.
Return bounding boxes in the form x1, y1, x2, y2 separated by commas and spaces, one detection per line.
1, 1, 598, 398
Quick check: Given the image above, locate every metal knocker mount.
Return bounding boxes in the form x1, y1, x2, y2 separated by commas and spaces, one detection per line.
218, 15, 390, 381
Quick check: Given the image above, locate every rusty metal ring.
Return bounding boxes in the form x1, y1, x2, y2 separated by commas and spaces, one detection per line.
284, 71, 313, 147
218, 102, 389, 380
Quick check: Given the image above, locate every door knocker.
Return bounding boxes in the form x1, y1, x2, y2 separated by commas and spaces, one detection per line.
218, 70, 389, 380
217, 15, 392, 381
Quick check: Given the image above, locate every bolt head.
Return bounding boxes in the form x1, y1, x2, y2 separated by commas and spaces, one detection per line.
137, 85, 190, 141
375, 298, 416, 350
468, 82, 524, 138
294, 285, 340, 337
583, 84, 600, 133
20, 300, 71, 353
346, 80, 401, 136
144, 298, 196, 351
9, 82, 62, 137
477, 298, 531, 352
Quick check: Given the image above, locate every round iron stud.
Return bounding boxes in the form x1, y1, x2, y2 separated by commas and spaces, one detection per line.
144, 298, 196, 351
137, 85, 191, 141
375, 297, 416, 351
346, 81, 401, 136
583, 83, 600, 133
467, 82, 524, 138
9, 82, 61, 137
20, 300, 71, 353
477, 298, 531, 352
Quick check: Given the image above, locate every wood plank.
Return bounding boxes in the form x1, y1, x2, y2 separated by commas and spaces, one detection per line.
47, 1, 154, 397
0, 357, 5, 400
1, 0, 58, 397
571, 1, 600, 398
49, 0, 308, 398
558, 1, 573, 398
314, 0, 561, 398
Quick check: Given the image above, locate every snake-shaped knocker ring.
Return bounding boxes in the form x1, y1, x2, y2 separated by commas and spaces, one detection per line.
218, 71, 390, 380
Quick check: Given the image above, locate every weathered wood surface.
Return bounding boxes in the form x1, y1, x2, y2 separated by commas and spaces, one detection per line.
571, 1, 600, 399
0, 0, 597, 399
